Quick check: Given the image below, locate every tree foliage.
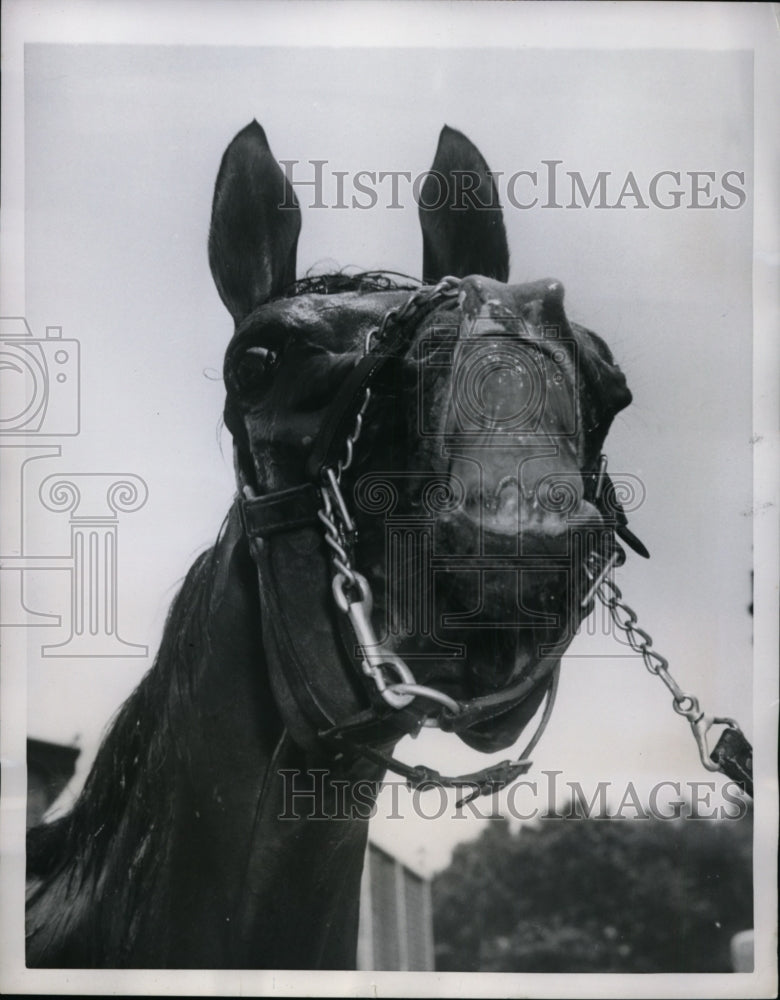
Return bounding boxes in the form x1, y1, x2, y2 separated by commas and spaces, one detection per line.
433, 807, 752, 972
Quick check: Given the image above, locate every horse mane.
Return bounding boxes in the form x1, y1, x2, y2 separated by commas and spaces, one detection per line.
26, 535, 223, 963
275, 269, 420, 301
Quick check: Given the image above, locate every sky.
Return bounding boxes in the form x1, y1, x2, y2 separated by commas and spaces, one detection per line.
6, 34, 761, 877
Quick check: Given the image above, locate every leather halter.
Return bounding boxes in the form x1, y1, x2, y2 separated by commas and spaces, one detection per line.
235, 282, 649, 800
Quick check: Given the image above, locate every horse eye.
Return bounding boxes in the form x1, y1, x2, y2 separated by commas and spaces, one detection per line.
236, 346, 279, 391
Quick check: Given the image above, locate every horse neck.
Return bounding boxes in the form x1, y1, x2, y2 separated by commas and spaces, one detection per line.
27, 505, 379, 969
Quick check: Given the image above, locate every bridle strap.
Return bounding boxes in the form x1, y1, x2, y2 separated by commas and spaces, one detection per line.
330, 664, 561, 805
337, 741, 534, 806
240, 484, 320, 537
583, 460, 649, 559
320, 649, 562, 740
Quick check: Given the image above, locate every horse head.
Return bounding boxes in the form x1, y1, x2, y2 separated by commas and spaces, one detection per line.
210, 121, 634, 769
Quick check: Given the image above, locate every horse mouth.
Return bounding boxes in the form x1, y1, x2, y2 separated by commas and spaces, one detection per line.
458, 701, 551, 753
410, 511, 599, 753
438, 624, 566, 753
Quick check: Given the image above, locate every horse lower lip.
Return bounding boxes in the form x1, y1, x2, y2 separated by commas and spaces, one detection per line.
455, 632, 564, 752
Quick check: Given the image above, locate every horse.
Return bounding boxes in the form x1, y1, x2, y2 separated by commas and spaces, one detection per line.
25, 122, 638, 969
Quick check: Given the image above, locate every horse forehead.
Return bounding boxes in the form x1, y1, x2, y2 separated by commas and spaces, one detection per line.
261, 290, 413, 339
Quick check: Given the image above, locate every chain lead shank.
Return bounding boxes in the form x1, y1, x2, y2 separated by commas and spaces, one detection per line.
594, 567, 752, 795
319, 277, 466, 720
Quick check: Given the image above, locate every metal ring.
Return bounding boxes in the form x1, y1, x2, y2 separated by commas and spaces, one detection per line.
387, 683, 461, 715
370, 654, 415, 687
672, 694, 698, 717
365, 655, 417, 708
378, 680, 415, 709
332, 571, 370, 613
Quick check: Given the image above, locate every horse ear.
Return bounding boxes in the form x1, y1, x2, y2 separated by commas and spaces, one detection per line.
418, 125, 509, 284
208, 121, 301, 324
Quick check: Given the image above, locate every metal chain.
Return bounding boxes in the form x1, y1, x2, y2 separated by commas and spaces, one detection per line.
317, 489, 356, 588
595, 571, 743, 772
319, 277, 464, 718
334, 390, 372, 482
316, 380, 374, 587
363, 274, 461, 355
